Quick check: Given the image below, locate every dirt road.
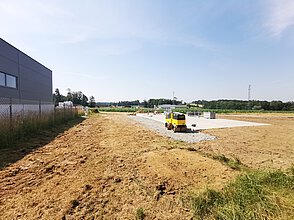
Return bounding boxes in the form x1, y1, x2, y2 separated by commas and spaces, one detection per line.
0, 113, 236, 219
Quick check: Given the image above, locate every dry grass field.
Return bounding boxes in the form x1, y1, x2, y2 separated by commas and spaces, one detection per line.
0, 112, 293, 219
195, 114, 294, 169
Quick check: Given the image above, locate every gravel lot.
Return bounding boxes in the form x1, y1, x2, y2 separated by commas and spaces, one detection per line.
129, 115, 216, 143
136, 113, 268, 130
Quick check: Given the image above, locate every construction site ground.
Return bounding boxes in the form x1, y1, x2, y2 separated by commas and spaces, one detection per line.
135, 113, 268, 130
0, 112, 294, 219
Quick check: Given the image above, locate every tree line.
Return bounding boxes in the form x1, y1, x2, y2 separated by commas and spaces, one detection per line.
54, 91, 294, 111
100, 99, 184, 108
107, 98, 294, 111
142, 98, 183, 108
53, 88, 96, 107
191, 99, 294, 111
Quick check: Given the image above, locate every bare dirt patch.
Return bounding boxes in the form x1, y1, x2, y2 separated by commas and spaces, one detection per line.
0, 113, 236, 219
194, 114, 294, 170
141, 149, 234, 190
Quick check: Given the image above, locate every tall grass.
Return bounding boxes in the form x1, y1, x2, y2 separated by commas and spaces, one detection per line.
0, 107, 82, 148
190, 168, 294, 220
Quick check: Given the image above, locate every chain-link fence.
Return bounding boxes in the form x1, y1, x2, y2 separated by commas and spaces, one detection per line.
0, 97, 82, 147
0, 97, 54, 118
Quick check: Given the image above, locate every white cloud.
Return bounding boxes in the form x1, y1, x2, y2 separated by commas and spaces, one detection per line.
264, 0, 294, 37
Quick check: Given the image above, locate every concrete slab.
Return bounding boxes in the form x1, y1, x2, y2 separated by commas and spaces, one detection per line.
136, 113, 268, 130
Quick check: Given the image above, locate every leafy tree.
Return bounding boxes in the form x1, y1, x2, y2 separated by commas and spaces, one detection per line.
191, 99, 294, 111
269, 101, 284, 111
52, 88, 91, 107
70, 91, 88, 106
53, 88, 61, 106
89, 96, 96, 107
53, 88, 67, 106
66, 88, 73, 102
118, 100, 140, 107
143, 100, 148, 108
81, 94, 88, 106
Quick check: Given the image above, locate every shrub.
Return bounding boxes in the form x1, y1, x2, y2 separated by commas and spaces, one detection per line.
136, 207, 146, 220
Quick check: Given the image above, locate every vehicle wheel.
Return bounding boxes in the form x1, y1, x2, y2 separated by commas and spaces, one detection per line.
173, 125, 177, 132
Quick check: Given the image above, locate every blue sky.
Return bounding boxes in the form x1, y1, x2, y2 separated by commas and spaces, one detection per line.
1, 0, 294, 102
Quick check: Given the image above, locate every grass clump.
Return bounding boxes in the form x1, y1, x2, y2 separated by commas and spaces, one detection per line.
136, 207, 146, 220
212, 154, 230, 163
89, 108, 100, 114
190, 168, 294, 220
212, 154, 243, 170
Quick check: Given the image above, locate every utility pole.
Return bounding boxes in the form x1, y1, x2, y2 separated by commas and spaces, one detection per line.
172, 91, 175, 105
248, 84, 251, 101
248, 84, 251, 110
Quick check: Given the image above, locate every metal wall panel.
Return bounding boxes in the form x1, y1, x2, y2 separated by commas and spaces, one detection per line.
0, 56, 19, 75
0, 38, 52, 103
0, 40, 18, 61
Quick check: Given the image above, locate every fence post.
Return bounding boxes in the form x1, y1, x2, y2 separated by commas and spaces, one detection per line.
39, 100, 41, 119
53, 106, 56, 125
63, 105, 65, 121
9, 98, 12, 131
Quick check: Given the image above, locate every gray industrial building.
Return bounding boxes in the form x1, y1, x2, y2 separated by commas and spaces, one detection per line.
0, 38, 53, 113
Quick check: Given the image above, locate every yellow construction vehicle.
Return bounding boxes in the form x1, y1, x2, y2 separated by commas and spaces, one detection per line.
165, 112, 187, 132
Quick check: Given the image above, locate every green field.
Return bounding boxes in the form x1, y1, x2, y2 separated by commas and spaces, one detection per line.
93, 107, 294, 114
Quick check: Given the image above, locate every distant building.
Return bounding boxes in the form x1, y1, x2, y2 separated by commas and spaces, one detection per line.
0, 38, 53, 114
158, 104, 176, 111
189, 103, 204, 108
57, 101, 73, 108
158, 104, 186, 112
203, 112, 216, 119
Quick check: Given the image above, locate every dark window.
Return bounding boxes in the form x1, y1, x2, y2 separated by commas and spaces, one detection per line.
6, 74, 17, 88
177, 115, 185, 120
0, 72, 17, 89
0, 72, 5, 86
173, 114, 185, 120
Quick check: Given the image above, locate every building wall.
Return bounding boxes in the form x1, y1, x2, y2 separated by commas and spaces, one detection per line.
0, 38, 52, 103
